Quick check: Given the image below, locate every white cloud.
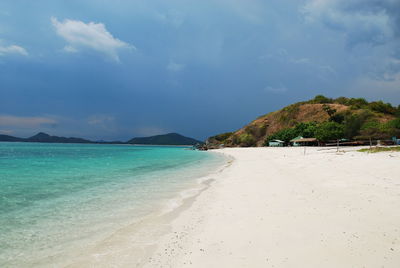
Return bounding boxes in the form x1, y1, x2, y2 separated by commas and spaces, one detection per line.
264, 85, 288, 94
154, 10, 185, 28
167, 61, 185, 72
51, 17, 134, 61
63, 45, 78, 53
0, 44, 28, 56
88, 115, 115, 126
0, 115, 57, 127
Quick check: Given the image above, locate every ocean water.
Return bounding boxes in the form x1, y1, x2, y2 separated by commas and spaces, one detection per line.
0, 142, 225, 267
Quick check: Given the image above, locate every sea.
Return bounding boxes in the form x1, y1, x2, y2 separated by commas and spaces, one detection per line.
0, 142, 226, 267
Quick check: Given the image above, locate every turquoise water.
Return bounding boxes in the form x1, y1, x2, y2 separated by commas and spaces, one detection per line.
0, 142, 224, 267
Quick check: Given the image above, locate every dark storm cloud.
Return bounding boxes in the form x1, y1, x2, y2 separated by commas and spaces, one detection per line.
0, 0, 399, 140
304, 0, 400, 48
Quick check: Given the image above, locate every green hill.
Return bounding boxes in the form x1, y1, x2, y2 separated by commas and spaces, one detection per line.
207, 95, 400, 147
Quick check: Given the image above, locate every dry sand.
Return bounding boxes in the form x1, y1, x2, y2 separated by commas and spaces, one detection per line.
145, 147, 400, 268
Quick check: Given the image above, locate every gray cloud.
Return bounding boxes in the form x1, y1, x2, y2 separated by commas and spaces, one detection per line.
87, 115, 115, 126
0, 115, 57, 128
133, 126, 169, 137
1, 0, 399, 141
303, 0, 400, 48
303, 0, 400, 94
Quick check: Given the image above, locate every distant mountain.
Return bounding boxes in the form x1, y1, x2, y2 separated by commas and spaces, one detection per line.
0, 134, 24, 142
127, 133, 202, 145
26, 132, 93, 143
0, 132, 95, 144
0, 132, 202, 145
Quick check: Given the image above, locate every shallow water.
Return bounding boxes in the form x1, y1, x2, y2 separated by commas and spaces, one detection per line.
0, 142, 225, 267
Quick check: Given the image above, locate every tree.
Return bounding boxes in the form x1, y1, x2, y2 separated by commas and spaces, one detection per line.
385, 118, 400, 137
293, 122, 317, 138
315, 122, 344, 141
386, 118, 400, 129
265, 122, 318, 145
342, 111, 371, 139
266, 128, 298, 143
357, 120, 389, 139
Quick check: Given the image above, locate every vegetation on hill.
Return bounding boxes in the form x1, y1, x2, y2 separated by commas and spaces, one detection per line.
207, 95, 400, 147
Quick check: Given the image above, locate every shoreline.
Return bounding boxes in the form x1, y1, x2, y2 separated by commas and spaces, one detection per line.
145, 146, 400, 267
61, 150, 231, 267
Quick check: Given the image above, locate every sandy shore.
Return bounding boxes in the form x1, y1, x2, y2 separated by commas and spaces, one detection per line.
145, 147, 400, 268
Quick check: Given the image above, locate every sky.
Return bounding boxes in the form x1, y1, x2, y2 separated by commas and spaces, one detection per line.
1, 0, 400, 141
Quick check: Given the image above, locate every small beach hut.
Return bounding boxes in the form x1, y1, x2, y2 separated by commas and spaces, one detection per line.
268, 139, 285, 147
290, 136, 318, 146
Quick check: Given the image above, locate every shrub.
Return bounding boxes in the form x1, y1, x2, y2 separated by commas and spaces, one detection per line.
347, 98, 368, 109
238, 133, 256, 147
244, 123, 268, 139
368, 101, 396, 115
279, 103, 301, 124
231, 134, 240, 144
211, 132, 233, 142
310, 95, 333, 104
334, 96, 350, 105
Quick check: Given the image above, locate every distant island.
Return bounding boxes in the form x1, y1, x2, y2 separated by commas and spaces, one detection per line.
0, 132, 202, 146
0, 132, 94, 144
127, 133, 202, 145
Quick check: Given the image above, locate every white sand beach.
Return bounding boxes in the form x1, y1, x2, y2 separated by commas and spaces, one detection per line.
145, 147, 400, 268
